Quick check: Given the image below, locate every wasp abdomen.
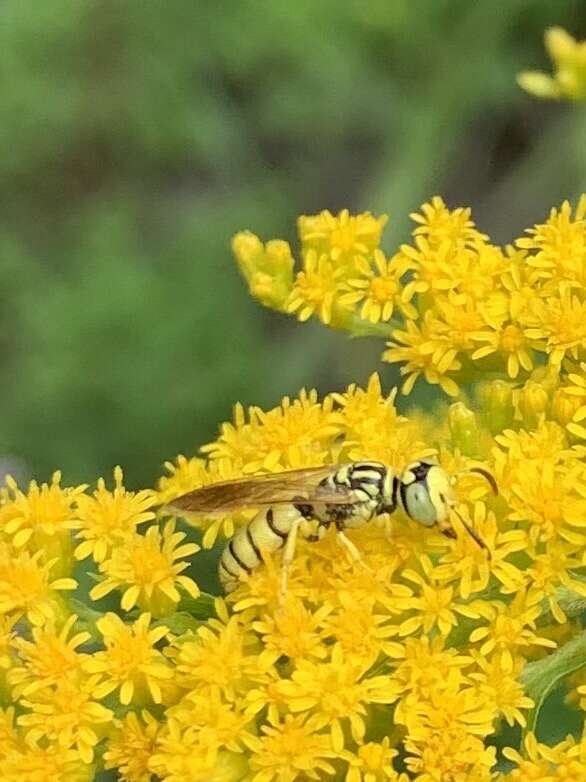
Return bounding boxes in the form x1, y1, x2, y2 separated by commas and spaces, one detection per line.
218, 505, 301, 591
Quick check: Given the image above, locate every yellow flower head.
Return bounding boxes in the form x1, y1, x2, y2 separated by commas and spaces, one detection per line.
103, 709, 161, 782
166, 688, 256, 766
8, 613, 90, 699
83, 612, 173, 706
518, 27, 586, 101
1, 742, 94, 782
0, 544, 76, 626
287, 249, 350, 325
74, 467, 156, 563
246, 713, 337, 782
384, 315, 461, 396
502, 732, 586, 779
338, 250, 415, 324
0, 614, 17, 671
149, 720, 249, 782
170, 614, 261, 700
157, 454, 210, 505
89, 520, 200, 617
278, 644, 400, 752
0, 472, 85, 575
18, 674, 113, 764
346, 738, 408, 782
298, 208, 387, 265
252, 597, 332, 666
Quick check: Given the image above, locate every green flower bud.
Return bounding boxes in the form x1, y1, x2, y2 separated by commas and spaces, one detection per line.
448, 402, 481, 456
477, 380, 514, 434
518, 381, 549, 429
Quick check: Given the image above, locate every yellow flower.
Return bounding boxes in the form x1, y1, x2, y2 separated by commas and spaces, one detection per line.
8, 613, 90, 698
298, 209, 387, 265
322, 592, 402, 667
502, 732, 586, 779
287, 249, 349, 325
202, 388, 342, 473
0, 614, 17, 671
338, 250, 414, 323
103, 709, 160, 782
0, 472, 85, 575
391, 636, 473, 715
166, 688, 255, 765
345, 738, 408, 782
83, 612, 173, 705
565, 363, 586, 439
246, 713, 337, 782
0, 544, 76, 626
0, 705, 17, 755
518, 196, 586, 286
468, 654, 533, 727
384, 314, 461, 396
409, 196, 483, 252
398, 555, 482, 637
278, 644, 400, 752
149, 719, 249, 782
518, 27, 586, 101
18, 674, 112, 763
503, 454, 586, 546
89, 521, 199, 617
471, 300, 534, 379
1, 742, 94, 782
399, 681, 496, 781
333, 372, 430, 466
74, 467, 156, 563
252, 598, 332, 665
157, 454, 210, 505
170, 614, 261, 700
434, 500, 526, 599
525, 284, 586, 365
468, 591, 556, 671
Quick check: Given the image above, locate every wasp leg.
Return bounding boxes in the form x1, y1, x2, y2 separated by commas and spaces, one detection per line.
280, 517, 302, 603
336, 530, 373, 574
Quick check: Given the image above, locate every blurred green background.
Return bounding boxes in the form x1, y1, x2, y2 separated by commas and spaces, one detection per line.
1, 0, 586, 489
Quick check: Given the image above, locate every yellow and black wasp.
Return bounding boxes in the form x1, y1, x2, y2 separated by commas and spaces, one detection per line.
167, 460, 497, 598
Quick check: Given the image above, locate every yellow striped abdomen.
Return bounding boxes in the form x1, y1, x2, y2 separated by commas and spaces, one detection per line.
218, 505, 301, 591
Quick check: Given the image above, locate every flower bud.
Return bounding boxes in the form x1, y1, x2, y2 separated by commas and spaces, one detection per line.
551, 387, 583, 426
518, 381, 549, 429
448, 402, 481, 456
232, 233, 294, 311
477, 380, 514, 434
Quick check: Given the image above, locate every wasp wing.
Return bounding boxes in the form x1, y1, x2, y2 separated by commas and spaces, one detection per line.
164, 465, 357, 515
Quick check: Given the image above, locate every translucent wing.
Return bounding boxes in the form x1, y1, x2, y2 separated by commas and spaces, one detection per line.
165, 465, 357, 515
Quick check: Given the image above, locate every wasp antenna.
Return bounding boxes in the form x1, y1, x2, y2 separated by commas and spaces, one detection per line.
454, 508, 491, 560
468, 467, 498, 496
452, 466, 498, 496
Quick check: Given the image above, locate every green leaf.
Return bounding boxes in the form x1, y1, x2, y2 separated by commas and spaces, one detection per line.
154, 610, 205, 636
68, 598, 107, 643
177, 591, 217, 620
520, 628, 586, 737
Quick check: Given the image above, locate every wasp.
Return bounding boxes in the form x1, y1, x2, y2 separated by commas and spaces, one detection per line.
167, 460, 497, 598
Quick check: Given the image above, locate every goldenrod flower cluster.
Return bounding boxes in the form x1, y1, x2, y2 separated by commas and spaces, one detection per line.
518, 27, 586, 101
234, 197, 586, 419
3, 201, 586, 780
